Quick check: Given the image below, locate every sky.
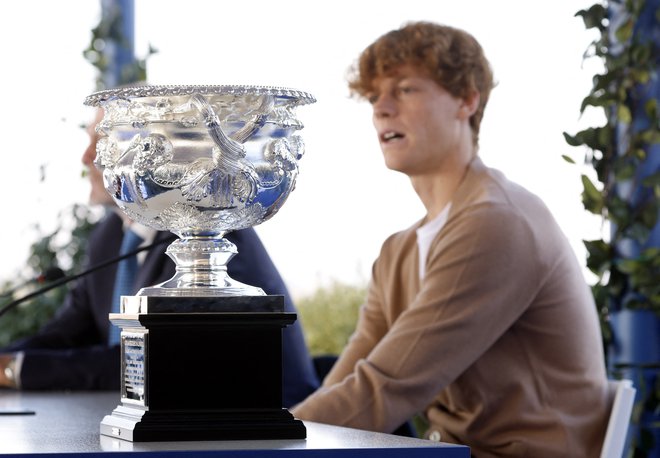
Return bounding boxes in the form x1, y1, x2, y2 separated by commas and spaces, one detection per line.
0, 0, 604, 298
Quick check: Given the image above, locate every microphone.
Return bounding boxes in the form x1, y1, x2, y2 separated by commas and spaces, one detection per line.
0, 267, 66, 299
0, 235, 177, 319
37, 267, 66, 284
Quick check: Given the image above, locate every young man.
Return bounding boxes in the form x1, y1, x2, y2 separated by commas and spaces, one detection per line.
0, 108, 320, 408
292, 22, 610, 457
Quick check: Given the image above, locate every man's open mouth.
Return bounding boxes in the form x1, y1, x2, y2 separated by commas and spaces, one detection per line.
382, 131, 404, 142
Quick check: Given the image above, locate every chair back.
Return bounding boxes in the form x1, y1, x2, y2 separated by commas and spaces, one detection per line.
599, 379, 636, 458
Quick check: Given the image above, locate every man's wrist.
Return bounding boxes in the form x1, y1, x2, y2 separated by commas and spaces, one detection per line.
1, 354, 18, 388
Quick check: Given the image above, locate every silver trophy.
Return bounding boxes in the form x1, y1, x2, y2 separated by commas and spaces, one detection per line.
84, 85, 314, 442
85, 85, 315, 297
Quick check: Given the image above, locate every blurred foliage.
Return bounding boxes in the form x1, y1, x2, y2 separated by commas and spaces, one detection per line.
83, 1, 157, 90
565, 0, 660, 455
296, 281, 365, 356
0, 1, 151, 348
0, 205, 101, 347
566, 0, 660, 325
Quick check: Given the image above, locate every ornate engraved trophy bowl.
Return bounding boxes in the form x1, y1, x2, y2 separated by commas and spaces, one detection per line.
84, 85, 315, 297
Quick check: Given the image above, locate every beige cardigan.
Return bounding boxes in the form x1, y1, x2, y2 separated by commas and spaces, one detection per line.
293, 158, 609, 457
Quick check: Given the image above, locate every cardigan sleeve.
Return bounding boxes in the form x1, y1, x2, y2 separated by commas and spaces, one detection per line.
292, 203, 541, 433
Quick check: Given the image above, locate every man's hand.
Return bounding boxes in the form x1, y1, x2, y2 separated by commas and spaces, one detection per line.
0, 353, 17, 388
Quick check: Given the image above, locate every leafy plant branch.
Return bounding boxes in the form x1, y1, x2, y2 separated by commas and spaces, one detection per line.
565, 0, 659, 324
565, 0, 659, 455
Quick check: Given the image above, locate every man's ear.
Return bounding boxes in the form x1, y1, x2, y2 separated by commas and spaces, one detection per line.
459, 92, 480, 119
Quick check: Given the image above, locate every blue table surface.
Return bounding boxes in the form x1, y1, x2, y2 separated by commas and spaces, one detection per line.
0, 390, 469, 457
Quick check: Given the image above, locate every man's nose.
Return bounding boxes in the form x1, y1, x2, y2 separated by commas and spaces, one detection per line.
373, 94, 396, 118
82, 139, 96, 166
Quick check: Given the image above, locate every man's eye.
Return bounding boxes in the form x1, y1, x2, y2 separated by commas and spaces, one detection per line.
399, 86, 415, 94
366, 94, 379, 104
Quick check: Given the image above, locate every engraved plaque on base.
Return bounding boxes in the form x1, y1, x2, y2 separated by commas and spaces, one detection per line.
121, 331, 147, 404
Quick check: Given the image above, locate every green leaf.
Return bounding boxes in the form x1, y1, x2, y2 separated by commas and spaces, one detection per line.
607, 267, 627, 298
563, 132, 582, 147
584, 239, 612, 274
592, 72, 616, 92
580, 93, 613, 113
575, 4, 607, 29
561, 154, 576, 164
584, 91, 622, 114
631, 43, 652, 66
596, 126, 613, 149
581, 174, 604, 214
614, 162, 637, 180
633, 148, 647, 160
641, 200, 660, 228
617, 104, 633, 124
634, 70, 650, 84
614, 18, 634, 42
609, 195, 633, 228
642, 172, 660, 188
626, 223, 651, 244
579, 128, 600, 148
645, 98, 658, 118
640, 129, 660, 144
567, 126, 612, 151
645, 247, 660, 261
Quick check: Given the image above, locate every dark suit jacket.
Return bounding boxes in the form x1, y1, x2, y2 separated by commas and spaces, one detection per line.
4, 212, 319, 407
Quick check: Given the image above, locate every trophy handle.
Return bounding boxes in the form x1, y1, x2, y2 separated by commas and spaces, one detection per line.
231, 94, 275, 143
189, 93, 260, 203
190, 93, 246, 159
189, 92, 275, 146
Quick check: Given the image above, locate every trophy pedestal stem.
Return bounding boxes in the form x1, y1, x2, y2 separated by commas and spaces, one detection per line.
101, 295, 305, 442
139, 237, 266, 297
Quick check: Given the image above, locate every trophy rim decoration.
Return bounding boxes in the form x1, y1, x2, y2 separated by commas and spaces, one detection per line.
83, 84, 317, 107
86, 84, 315, 298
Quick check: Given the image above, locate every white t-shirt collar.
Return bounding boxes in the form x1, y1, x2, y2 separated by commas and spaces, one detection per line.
416, 204, 452, 280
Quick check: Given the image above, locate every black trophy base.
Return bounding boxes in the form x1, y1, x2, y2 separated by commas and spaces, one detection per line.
101, 295, 306, 442
101, 405, 306, 442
